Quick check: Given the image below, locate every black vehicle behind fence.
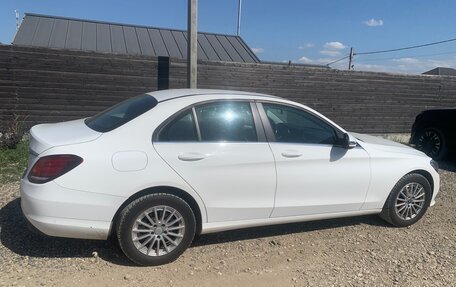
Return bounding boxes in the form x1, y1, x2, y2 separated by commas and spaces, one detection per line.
410, 108, 456, 160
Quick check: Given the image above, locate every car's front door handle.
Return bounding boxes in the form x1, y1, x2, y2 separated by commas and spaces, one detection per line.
178, 152, 207, 162
281, 150, 302, 158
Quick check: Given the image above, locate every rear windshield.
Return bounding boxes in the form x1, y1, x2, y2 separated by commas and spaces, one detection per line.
85, 94, 158, 132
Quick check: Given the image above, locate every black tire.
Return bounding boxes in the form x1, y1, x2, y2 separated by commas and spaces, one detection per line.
415, 127, 447, 160
380, 173, 432, 227
117, 193, 196, 266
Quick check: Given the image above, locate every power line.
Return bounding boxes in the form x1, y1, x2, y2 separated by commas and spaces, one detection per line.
355, 50, 456, 63
327, 37, 456, 70
355, 37, 456, 55
326, 55, 349, 66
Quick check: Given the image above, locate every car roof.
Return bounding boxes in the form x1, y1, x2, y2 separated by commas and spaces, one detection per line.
146, 89, 282, 102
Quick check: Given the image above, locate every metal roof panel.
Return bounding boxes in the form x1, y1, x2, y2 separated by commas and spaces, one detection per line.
198, 34, 220, 61
82, 22, 97, 51
136, 27, 155, 56
216, 35, 243, 62
110, 25, 126, 54
65, 20, 83, 50
13, 15, 39, 45
181, 32, 209, 60
96, 24, 111, 53
227, 37, 256, 63
160, 29, 181, 58
31, 17, 54, 47
48, 19, 68, 48
172, 31, 187, 58
205, 34, 231, 61
14, 13, 259, 63
148, 28, 168, 56
123, 26, 141, 55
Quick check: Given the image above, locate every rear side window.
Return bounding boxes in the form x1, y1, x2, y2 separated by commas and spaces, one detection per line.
85, 94, 157, 132
195, 102, 257, 142
158, 109, 198, 142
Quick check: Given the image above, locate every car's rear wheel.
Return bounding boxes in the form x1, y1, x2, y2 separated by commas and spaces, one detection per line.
380, 173, 432, 227
415, 128, 447, 160
117, 193, 196, 266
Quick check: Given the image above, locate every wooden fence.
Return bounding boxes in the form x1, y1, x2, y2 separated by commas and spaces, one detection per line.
1, 45, 455, 133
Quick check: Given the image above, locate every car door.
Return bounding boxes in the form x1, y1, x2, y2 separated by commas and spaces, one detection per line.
257, 102, 371, 218
153, 100, 276, 223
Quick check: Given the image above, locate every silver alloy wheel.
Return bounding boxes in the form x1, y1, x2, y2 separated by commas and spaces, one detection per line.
395, 182, 426, 220
132, 205, 185, 256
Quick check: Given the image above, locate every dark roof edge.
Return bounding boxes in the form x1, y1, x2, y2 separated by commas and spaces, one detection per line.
24, 13, 241, 38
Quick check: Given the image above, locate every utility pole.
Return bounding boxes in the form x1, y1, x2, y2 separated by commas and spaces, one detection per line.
237, 0, 242, 36
348, 47, 354, 70
187, 0, 198, 88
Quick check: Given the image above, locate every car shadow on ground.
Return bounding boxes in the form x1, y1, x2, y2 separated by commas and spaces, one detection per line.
0, 198, 393, 267
192, 214, 389, 248
438, 158, 456, 172
0, 198, 135, 266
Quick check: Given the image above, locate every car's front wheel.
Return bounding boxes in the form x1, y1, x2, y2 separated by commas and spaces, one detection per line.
117, 193, 196, 266
380, 173, 432, 227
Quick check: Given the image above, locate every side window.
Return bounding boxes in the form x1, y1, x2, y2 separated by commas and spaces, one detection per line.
158, 109, 198, 142
195, 102, 257, 142
262, 103, 337, 144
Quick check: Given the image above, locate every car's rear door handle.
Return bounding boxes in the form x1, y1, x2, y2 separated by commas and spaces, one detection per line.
281, 150, 302, 158
178, 152, 207, 161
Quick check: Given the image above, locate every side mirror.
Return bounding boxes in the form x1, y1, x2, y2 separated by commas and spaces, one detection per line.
343, 133, 357, 149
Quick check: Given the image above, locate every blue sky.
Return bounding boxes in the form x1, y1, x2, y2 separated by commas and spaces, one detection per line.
1, 0, 456, 74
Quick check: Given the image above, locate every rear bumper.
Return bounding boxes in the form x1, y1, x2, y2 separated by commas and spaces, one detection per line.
20, 179, 125, 240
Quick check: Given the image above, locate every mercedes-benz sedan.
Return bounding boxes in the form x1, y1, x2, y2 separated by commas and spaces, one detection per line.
21, 89, 440, 266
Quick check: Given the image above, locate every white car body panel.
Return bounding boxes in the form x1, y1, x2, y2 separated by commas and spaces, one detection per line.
20, 180, 122, 239
29, 119, 101, 154
154, 142, 276, 222
269, 143, 370, 217
20, 89, 440, 240
201, 209, 382, 234
352, 133, 440, 209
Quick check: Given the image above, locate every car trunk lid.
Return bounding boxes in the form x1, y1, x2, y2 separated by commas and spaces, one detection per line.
28, 119, 102, 167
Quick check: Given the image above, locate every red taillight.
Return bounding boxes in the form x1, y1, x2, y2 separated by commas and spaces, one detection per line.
28, 155, 83, 184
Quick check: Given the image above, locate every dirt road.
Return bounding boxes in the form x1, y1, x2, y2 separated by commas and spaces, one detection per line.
1, 164, 455, 286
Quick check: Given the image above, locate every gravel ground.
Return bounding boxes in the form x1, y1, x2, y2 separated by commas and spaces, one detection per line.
0, 163, 455, 287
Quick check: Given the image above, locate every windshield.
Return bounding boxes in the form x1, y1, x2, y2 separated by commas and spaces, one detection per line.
85, 94, 158, 132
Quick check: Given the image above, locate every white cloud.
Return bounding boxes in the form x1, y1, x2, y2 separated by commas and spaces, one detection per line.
297, 53, 456, 74
318, 42, 346, 58
298, 55, 456, 74
251, 48, 264, 54
364, 18, 384, 27
391, 57, 456, 73
324, 41, 346, 50
352, 63, 390, 73
354, 56, 456, 74
392, 57, 421, 65
320, 50, 341, 57
297, 57, 343, 65
298, 43, 315, 49
298, 56, 313, 63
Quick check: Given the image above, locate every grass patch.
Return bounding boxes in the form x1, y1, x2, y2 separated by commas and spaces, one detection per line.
0, 140, 28, 184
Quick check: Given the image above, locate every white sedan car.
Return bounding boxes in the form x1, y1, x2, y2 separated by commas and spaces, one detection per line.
21, 89, 440, 265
